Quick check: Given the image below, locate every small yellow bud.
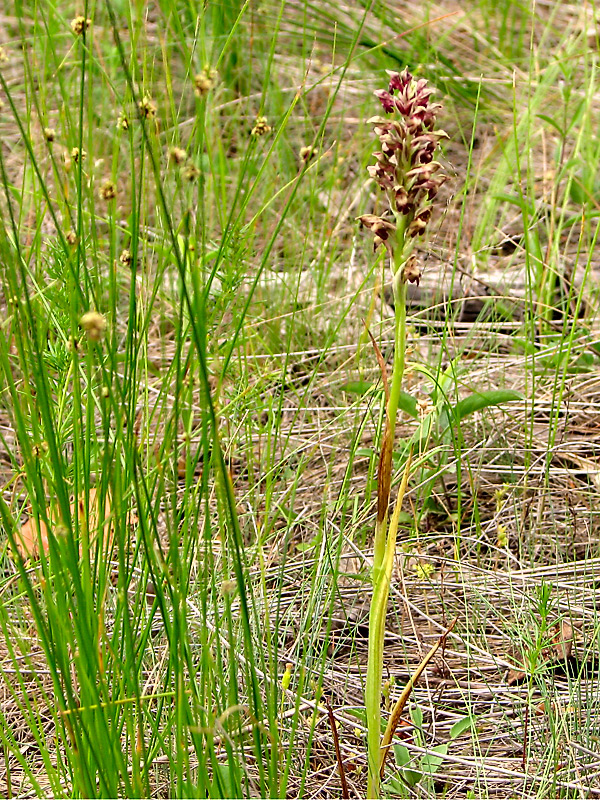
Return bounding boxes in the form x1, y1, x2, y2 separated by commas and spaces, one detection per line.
67, 336, 81, 353
119, 249, 133, 266
138, 95, 156, 119
281, 663, 293, 691
194, 68, 217, 97
169, 146, 187, 165
99, 180, 117, 201
80, 311, 106, 342
182, 162, 199, 182
44, 127, 56, 143
299, 145, 315, 162
251, 116, 271, 137
70, 147, 86, 163
117, 111, 130, 131
497, 524, 508, 548
70, 16, 91, 35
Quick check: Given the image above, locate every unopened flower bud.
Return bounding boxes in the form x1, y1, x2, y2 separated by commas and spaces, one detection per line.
138, 95, 156, 119
194, 68, 217, 97
117, 111, 130, 131
70, 16, 91, 35
169, 146, 187, 165
99, 180, 117, 201
299, 145, 316, 162
251, 116, 271, 137
80, 311, 106, 342
182, 162, 199, 182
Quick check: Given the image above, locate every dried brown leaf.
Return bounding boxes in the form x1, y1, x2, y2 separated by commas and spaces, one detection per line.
13, 488, 116, 561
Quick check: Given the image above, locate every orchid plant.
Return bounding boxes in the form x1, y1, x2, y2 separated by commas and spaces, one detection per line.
359, 69, 448, 798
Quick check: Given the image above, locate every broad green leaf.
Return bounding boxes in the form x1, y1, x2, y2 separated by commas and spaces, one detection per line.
339, 384, 418, 418
382, 774, 410, 796
450, 715, 477, 739
410, 705, 423, 729
398, 391, 419, 418
451, 390, 523, 424
393, 745, 422, 787
421, 744, 447, 776
393, 744, 410, 767
340, 380, 376, 395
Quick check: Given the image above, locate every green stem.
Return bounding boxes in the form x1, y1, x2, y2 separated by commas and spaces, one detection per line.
366, 232, 410, 799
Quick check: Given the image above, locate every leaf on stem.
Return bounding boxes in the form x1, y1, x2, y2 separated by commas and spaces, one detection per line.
377, 423, 393, 524
365, 324, 390, 405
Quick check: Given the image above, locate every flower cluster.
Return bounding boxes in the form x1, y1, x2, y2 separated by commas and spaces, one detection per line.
194, 68, 217, 97
359, 69, 447, 267
70, 16, 91, 36
251, 116, 271, 137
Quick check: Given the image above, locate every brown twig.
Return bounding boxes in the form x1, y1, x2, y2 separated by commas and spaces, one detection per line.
324, 696, 350, 800
522, 703, 529, 773
379, 617, 458, 778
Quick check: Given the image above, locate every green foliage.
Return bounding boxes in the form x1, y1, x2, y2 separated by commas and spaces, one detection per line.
382, 706, 476, 797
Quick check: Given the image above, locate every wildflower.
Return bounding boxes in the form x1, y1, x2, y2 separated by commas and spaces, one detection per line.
168, 146, 187, 165
251, 116, 271, 137
44, 127, 56, 143
182, 162, 199, 182
359, 69, 447, 272
357, 213, 396, 251
402, 254, 422, 285
138, 95, 156, 119
70, 15, 91, 35
117, 111, 129, 131
119, 249, 133, 266
80, 311, 106, 342
494, 485, 508, 512
70, 147, 86, 163
416, 395, 433, 418
194, 68, 217, 97
99, 180, 117, 201
31, 443, 44, 458
299, 145, 316, 162
413, 560, 435, 580
65, 230, 78, 246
